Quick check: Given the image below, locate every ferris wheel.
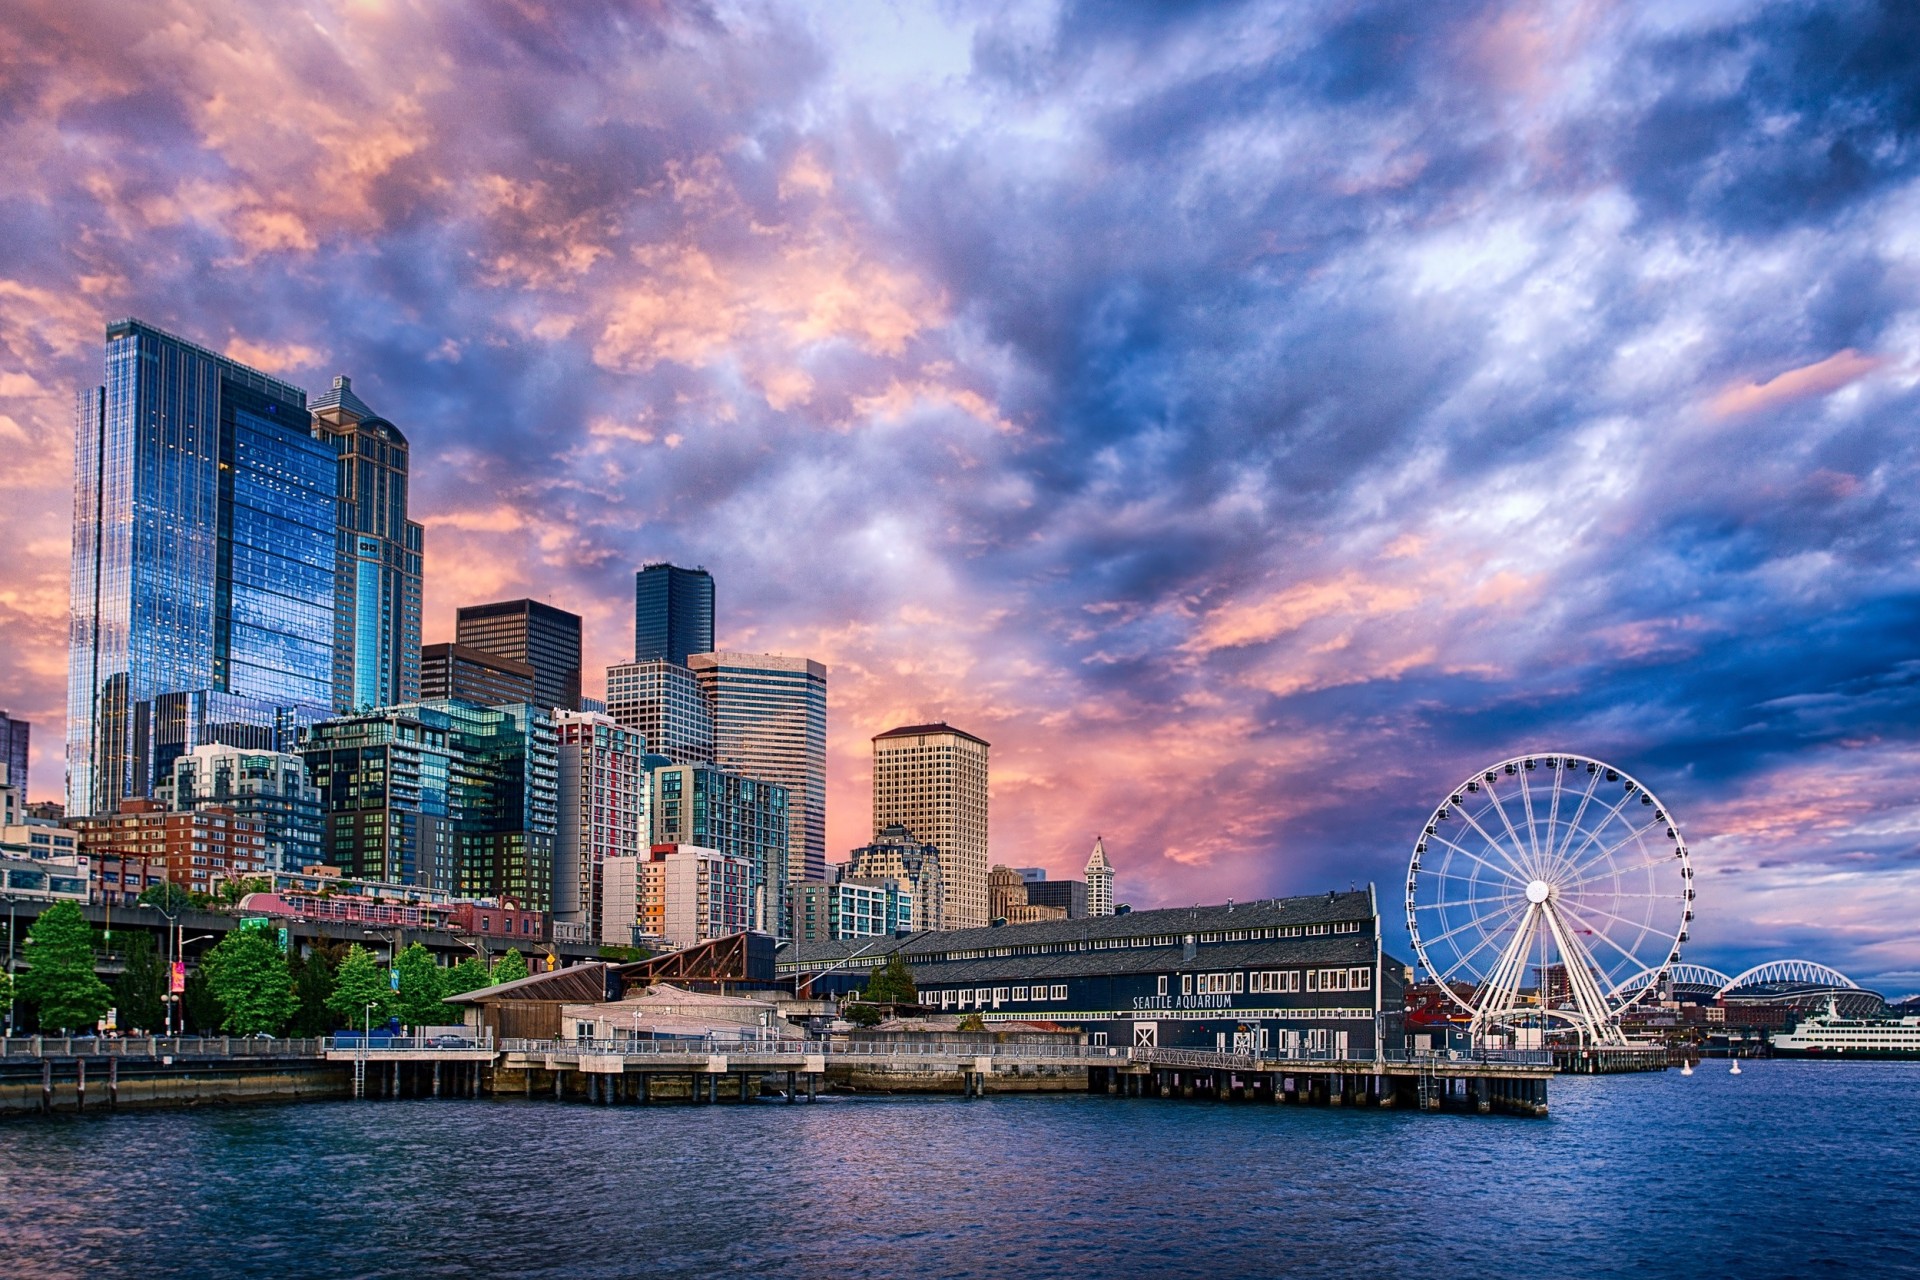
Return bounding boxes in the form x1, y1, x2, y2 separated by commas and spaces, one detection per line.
1405, 753, 1694, 1046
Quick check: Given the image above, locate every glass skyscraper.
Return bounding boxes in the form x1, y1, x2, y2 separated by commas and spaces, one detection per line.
634, 563, 714, 666
68, 320, 337, 817
689, 652, 827, 885
456, 599, 583, 713
310, 375, 423, 713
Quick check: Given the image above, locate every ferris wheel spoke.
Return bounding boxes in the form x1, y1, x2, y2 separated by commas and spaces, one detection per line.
1516, 769, 1544, 866
1473, 903, 1539, 1030
1557, 827, 1671, 891
1549, 765, 1605, 865
1540, 902, 1623, 1043
1552, 898, 1660, 978
1481, 782, 1539, 879
1422, 831, 1528, 887
1419, 896, 1527, 956
1435, 900, 1532, 982
1554, 785, 1644, 874
1542, 765, 1567, 875
1451, 804, 1535, 882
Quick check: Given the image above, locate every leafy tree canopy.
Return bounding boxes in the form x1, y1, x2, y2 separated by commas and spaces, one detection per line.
202, 929, 296, 1036
327, 943, 393, 1028
113, 931, 167, 1034
394, 942, 446, 1029
863, 953, 918, 1006
17, 902, 111, 1033
490, 948, 529, 986
138, 881, 194, 914
288, 946, 340, 1038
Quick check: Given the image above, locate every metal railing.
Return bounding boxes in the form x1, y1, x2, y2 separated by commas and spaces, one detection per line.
1131, 1044, 1555, 1071
500, 1036, 1125, 1061
324, 1034, 495, 1053
0, 1036, 327, 1060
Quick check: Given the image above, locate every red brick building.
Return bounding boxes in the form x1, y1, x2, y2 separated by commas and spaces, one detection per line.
68, 798, 269, 903
448, 899, 546, 944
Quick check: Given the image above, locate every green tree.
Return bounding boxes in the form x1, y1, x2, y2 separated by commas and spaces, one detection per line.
182, 966, 222, 1034
327, 943, 392, 1030
0, 967, 14, 1025
113, 932, 167, 1034
214, 876, 272, 909
863, 953, 918, 1006
439, 956, 491, 1020
202, 929, 296, 1036
490, 948, 529, 986
394, 942, 446, 1028
843, 1001, 883, 1027
957, 1013, 986, 1032
139, 881, 194, 914
16, 902, 111, 1033
596, 944, 653, 963
288, 943, 343, 1037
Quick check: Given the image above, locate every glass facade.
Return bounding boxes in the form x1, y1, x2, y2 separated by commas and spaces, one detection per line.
310, 375, 424, 714
689, 652, 827, 886
606, 658, 714, 763
634, 563, 714, 666
158, 741, 324, 872
650, 762, 789, 939
456, 599, 583, 713
68, 320, 336, 817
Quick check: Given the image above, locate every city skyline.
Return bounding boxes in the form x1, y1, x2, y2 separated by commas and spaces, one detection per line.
1, 3, 1918, 989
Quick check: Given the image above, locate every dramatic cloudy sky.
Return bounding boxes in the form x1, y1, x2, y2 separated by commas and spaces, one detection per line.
3, 1, 1918, 988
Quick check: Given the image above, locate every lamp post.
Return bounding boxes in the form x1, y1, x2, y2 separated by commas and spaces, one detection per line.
140, 899, 182, 1035
3, 894, 17, 1037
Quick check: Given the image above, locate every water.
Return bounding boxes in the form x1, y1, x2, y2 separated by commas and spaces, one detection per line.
2, 1062, 1916, 1279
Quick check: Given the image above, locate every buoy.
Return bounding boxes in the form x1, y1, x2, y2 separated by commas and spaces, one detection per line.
1729, 1060, 1742, 1075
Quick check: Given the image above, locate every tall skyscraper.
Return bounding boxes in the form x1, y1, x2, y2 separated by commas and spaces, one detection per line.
871, 723, 989, 929
421, 642, 537, 706
455, 599, 582, 713
68, 320, 337, 817
606, 659, 714, 763
650, 762, 788, 938
1085, 836, 1115, 917
0, 711, 27, 801
690, 652, 827, 884
310, 375, 424, 713
553, 710, 648, 937
634, 563, 714, 666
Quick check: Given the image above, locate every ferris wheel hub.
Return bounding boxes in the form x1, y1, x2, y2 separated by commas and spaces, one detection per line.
1525, 879, 1551, 904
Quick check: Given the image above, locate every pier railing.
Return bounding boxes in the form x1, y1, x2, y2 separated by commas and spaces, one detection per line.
500, 1036, 1127, 1061
0, 1036, 326, 1060
326, 1034, 495, 1053
1136, 1045, 1555, 1071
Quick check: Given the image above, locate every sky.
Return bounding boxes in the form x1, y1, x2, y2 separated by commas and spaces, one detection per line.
2, 0, 1918, 990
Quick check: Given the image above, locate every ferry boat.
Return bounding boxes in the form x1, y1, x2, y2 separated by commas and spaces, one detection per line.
1771, 998, 1920, 1060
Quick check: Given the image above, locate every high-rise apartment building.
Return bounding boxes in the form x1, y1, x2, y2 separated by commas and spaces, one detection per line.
632, 843, 751, 951
68, 320, 337, 817
845, 823, 945, 931
553, 710, 648, 938
870, 723, 989, 929
422, 643, 538, 706
156, 742, 324, 872
309, 376, 423, 713
650, 762, 789, 938
455, 599, 582, 713
1086, 836, 1115, 917
0, 711, 28, 801
690, 652, 827, 884
634, 563, 714, 666
606, 660, 714, 763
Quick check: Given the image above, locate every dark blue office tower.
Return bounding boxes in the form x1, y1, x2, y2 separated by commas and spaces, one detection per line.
634, 562, 715, 666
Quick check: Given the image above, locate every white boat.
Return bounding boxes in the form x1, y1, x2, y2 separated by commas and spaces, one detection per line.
1770, 997, 1920, 1060
1729, 1060, 1741, 1075
1681, 1061, 1693, 1076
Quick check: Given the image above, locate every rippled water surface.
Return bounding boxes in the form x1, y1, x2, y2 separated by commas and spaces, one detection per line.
2, 1061, 1916, 1278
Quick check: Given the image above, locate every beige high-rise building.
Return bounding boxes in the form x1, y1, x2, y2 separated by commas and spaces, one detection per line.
871, 723, 989, 929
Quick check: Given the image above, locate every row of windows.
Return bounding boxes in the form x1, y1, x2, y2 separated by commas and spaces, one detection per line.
935, 985, 1068, 1009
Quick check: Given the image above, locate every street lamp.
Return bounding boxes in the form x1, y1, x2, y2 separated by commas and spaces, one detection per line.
140, 900, 183, 1035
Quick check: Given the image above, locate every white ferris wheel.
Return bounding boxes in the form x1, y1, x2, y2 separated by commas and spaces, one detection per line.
1405, 753, 1695, 1046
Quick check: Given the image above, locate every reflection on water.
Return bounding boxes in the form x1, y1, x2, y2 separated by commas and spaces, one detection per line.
1, 1062, 1917, 1279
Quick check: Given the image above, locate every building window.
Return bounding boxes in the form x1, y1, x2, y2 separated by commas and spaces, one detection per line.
1050, 985, 1066, 1001
1182, 974, 1193, 996
1157, 975, 1168, 996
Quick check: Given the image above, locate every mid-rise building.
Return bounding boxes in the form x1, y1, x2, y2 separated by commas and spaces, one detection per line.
1086, 836, 1115, 918
640, 843, 751, 951
156, 742, 323, 872
1025, 877, 1088, 920
650, 762, 788, 939
871, 723, 989, 929
309, 375, 424, 713
301, 700, 558, 909
606, 659, 714, 763
988, 864, 1067, 926
0, 711, 28, 801
690, 651, 827, 884
421, 642, 537, 707
553, 710, 648, 939
67, 320, 337, 817
846, 824, 945, 932
789, 880, 834, 944
68, 798, 269, 898
833, 875, 915, 939
634, 563, 714, 667
455, 599, 583, 713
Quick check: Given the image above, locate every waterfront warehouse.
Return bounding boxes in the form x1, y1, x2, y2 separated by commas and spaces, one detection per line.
777, 887, 1407, 1056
